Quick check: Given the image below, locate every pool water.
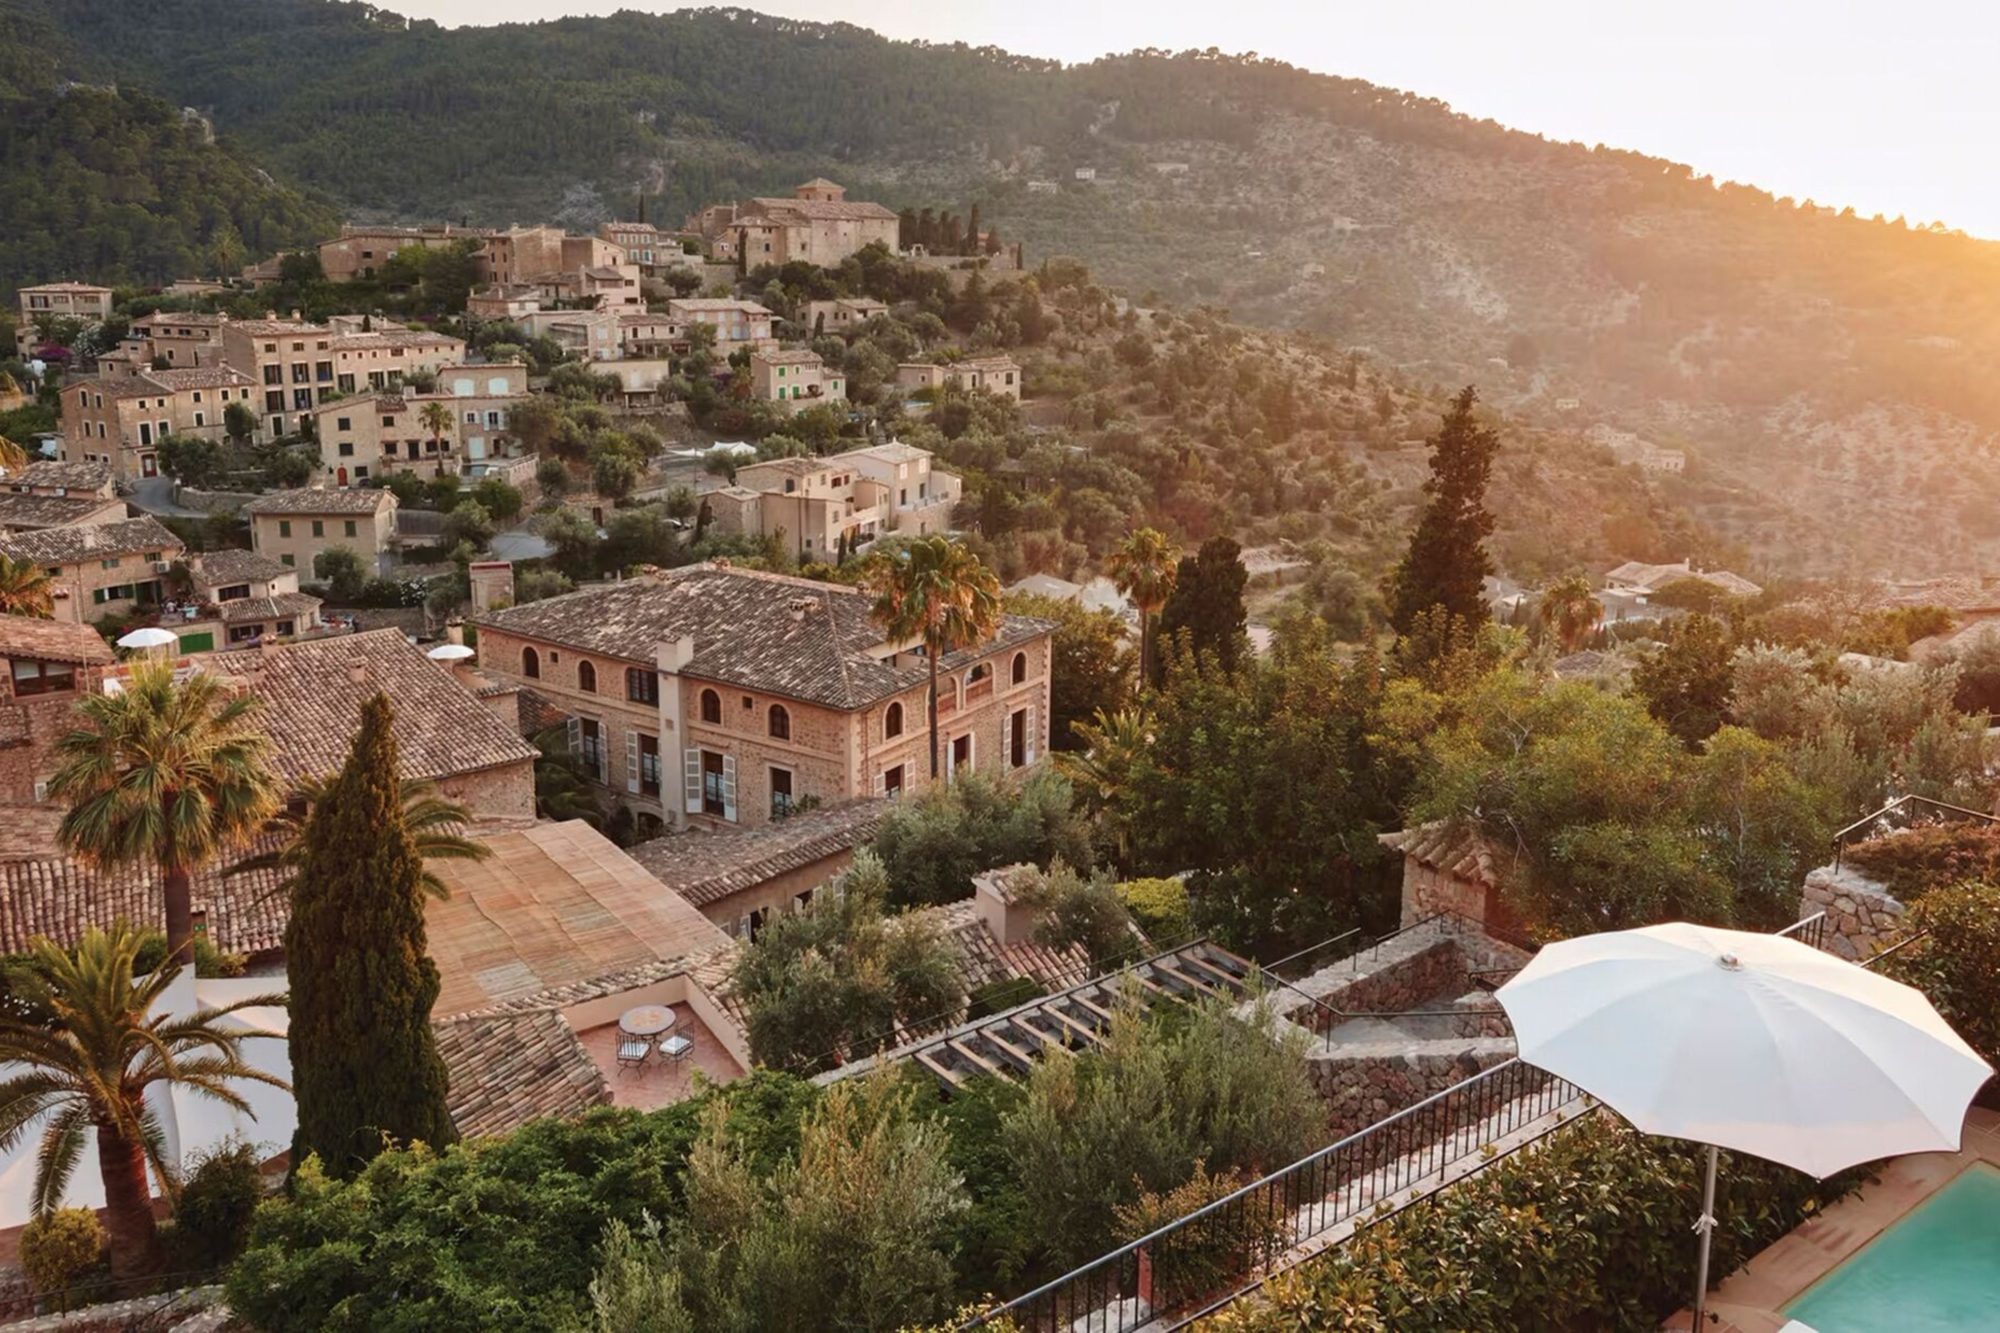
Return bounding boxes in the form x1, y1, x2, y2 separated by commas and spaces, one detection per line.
1784, 1162, 2000, 1332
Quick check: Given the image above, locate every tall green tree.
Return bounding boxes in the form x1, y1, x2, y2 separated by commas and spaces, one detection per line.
1004, 591, 1133, 749
1632, 612, 1736, 748
1153, 534, 1248, 680
1107, 527, 1179, 687
864, 535, 1002, 780
286, 694, 456, 1177
0, 924, 286, 1279
1385, 386, 1500, 635
1535, 574, 1603, 653
50, 664, 280, 964
0, 552, 54, 617
231, 772, 488, 906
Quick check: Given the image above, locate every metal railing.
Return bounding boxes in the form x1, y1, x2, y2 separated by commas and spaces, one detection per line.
1245, 914, 1510, 1034
1831, 793, 2000, 871
964, 1056, 1587, 1331
962, 908, 1869, 1332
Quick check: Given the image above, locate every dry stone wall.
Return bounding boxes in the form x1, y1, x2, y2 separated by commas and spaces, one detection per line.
1799, 862, 1907, 961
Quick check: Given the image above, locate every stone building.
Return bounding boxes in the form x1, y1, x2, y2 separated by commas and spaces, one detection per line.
704, 440, 960, 559
3, 460, 116, 499
748, 347, 845, 413
0, 516, 184, 624
15, 283, 113, 357
0, 617, 115, 804
473, 562, 1054, 836
216, 317, 338, 440
896, 354, 1023, 403
725, 180, 899, 269
244, 487, 398, 576
629, 799, 886, 938
1378, 820, 1523, 936
663, 298, 777, 349
58, 366, 258, 481
0, 491, 126, 535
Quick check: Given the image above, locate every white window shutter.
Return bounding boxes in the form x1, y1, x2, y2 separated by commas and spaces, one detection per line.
873, 768, 886, 797
721, 753, 738, 822
683, 748, 702, 814
625, 730, 641, 794
565, 716, 582, 756
1026, 703, 1038, 765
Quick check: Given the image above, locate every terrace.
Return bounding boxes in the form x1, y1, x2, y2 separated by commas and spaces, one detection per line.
571, 998, 745, 1111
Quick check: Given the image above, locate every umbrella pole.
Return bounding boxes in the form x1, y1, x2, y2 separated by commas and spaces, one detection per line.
1691, 1143, 1719, 1329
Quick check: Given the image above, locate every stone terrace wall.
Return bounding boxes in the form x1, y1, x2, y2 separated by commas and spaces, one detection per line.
1310, 1036, 1517, 1140
1800, 862, 1907, 961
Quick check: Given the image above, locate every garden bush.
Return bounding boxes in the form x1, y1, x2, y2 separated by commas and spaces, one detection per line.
869, 769, 1094, 908
1880, 879, 2000, 1074
1117, 877, 1192, 944
1840, 822, 2000, 903
1209, 1112, 1861, 1332
19, 1207, 105, 1307
163, 1140, 264, 1272
1112, 1160, 1290, 1312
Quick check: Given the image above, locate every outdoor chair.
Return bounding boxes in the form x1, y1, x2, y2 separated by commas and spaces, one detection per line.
616, 1035, 651, 1070
660, 1034, 693, 1064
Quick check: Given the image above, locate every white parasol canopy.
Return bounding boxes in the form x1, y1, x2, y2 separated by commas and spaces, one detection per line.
1498, 921, 1991, 1327
116, 626, 180, 650
426, 643, 475, 662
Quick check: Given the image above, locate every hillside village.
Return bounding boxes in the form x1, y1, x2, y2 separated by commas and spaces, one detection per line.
0, 133, 1998, 1333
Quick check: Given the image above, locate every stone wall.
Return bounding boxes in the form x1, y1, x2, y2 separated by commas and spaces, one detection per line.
1399, 858, 1489, 928
1309, 1037, 1518, 1140
1799, 862, 1907, 961
174, 486, 259, 515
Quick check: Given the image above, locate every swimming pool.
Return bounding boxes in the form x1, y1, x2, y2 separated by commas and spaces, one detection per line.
1784, 1161, 2000, 1332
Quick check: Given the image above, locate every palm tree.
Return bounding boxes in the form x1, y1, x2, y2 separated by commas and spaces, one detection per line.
1055, 707, 1152, 862
864, 535, 1002, 780
1109, 528, 1181, 685
0, 432, 27, 472
229, 773, 490, 905
1537, 574, 1604, 653
0, 924, 287, 1278
0, 553, 54, 618
49, 664, 280, 965
418, 401, 454, 473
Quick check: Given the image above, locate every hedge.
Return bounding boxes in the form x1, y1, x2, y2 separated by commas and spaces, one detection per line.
1840, 822, 2000, 903
1209, 1112, 1862, 1332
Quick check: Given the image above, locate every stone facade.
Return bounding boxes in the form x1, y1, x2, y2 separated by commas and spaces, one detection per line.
1799, 862, 1909, 961
1309, 1038, 1518, 1140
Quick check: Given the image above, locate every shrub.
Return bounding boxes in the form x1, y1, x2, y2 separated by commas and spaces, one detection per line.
1118, 877, 1192, 944
1881, 879, 2000, 1071
966, 976, 1040, 1020
163, 1140, 264, 1271
1210, 1113, 1859, 1333
870, 769, 1094, 908
19, 1208, 105, 1306
1010, 861, 1136, 970
1840, 823, 2000, 903
1113, 1160, 1290, 1312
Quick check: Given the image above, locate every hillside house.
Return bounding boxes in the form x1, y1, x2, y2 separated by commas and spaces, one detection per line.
4, 460, 116, 499
472, 562, 1054, 836
665, 298, 776, 348
1603, 559, 1762, 602
318, 223, 494, 282
705, 441, 960, 557
896, 355, 1022, 403
0, 617, 115, 805
121, 312, 226, 369
0, 491, 126, 535
59, 367, 257, 481
0, 516, 184, 624
629, 799, 884, 939
245, 487, 398, 576
15, 283, 113, 357
181, 548, 321, 649
748, 348, 845, 414
803, 297, 889, 334
725, 180, 899, 269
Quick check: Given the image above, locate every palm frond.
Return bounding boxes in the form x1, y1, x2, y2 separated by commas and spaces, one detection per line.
29, 1107, 89, 1218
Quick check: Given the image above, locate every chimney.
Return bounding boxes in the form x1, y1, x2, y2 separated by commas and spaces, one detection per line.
445, 617, 465, 647
973, 865, 1040, 947
347, 657, 369, 684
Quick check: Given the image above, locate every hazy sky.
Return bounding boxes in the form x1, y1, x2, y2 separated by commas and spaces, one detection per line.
392, 1, 2000, 236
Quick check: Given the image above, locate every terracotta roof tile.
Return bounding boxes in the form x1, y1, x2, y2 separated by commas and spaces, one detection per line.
475, 563, 1051, 710
243, 489, 395, 516
6, 460, 114, 493
0, 516, 180, 566
189, 548, 290, 588
0, 492, 122, 529
218, 592, 322, 626
434, 1008, 611, 1139
0, 617, 115, 666
629, 801, 885, 909
1379, 820, 1507, 886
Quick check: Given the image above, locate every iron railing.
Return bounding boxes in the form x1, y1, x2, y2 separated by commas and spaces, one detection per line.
963, 1057, 1588, 1331
1244, 913, 1510, 1034
1831, 794, 2000, 871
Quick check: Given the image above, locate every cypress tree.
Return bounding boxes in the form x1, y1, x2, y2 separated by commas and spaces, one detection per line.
1385, 385, 1500, 635
286, 693, 457, 1177
1154, 534, 1249, 681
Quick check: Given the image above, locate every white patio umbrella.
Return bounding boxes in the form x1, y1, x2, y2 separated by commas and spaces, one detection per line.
426, 643, 475, 662
116, 625, 180, 652
1497, 922, 1991, 1330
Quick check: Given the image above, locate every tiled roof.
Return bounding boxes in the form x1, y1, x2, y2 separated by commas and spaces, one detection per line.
0, 492, 121, 530
474, 563, 1052, 710
330, 330, 462, 350
243, 488, 393, 516
426, 820, 734, 1018
0, 828, 292, 956
208, 629, 537, 786
749, 196, 899, 222
0, 516, 180, 565
919, 898, 1093, 994
667, 299, 774, 315
0, 616, 114, 666
144, 367, 254, 391
6, 460, 114, 493
434, 1008, 611, 1139
189, 548, 290, 588
133, 312, 224, 330
229, 319, 328, 336
1604, 560, 1762, 598
629, 800, 886, 909
1379, 820, 1506, 886
20, 282, 110, 294
753, 348, 824, 366
218, 592, 322, 626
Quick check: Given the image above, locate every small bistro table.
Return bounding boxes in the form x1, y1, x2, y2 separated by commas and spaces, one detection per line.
618, 1004, 676, 1038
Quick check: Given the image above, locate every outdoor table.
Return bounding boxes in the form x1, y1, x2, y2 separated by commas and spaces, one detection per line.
618, 1004, 675, 1038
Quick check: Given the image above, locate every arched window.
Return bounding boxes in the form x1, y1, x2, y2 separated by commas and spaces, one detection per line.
769, 704, 791, 740
521, 646, 540, 679
885, 701, 904, 739
700, 689, 722, 724
968, 663, 990, 686
1011, 651, 1028, 685
576, 660, 596, 693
